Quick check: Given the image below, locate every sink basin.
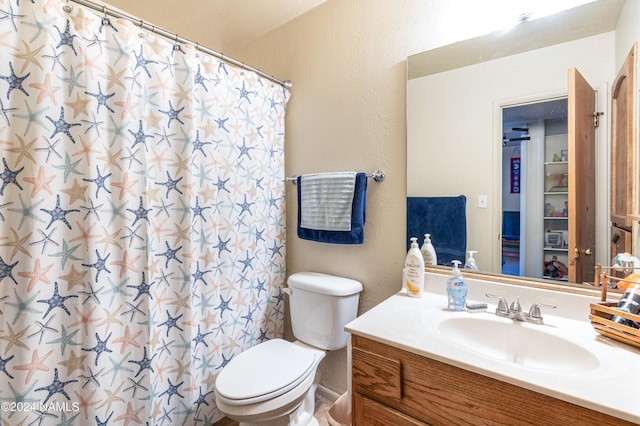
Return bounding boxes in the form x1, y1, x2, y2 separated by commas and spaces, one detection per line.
438, 317, 600, 372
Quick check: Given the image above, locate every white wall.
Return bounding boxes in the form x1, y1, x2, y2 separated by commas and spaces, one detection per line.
407, 33, 616, 273
615, 0, 640, 68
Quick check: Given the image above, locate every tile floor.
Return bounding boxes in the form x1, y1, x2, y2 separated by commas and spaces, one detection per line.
214, 393, 334, 425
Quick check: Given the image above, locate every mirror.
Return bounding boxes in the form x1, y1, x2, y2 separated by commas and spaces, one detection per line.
407, 0, 640, 286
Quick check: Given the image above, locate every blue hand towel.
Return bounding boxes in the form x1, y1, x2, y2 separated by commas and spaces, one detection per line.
406, 196, 467, 266
297, 172, 367, 244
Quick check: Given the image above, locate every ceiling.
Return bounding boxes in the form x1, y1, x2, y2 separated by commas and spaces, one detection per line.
408, 0, 625, 79
101, 0, 327, 52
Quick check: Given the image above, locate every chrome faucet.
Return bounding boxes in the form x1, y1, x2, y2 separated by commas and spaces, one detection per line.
485, 294, 556, 324
508, 295, 528, 322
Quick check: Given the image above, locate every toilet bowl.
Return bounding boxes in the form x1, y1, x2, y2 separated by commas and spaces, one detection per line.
214, 272, 363, 426
215, 339, 326, 426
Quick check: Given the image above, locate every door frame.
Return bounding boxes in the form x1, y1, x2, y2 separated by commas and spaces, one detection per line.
492, 87, 609, 278
596, 82, 611, 270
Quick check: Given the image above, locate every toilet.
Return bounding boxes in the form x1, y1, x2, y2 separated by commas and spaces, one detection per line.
214, 272, 363, 426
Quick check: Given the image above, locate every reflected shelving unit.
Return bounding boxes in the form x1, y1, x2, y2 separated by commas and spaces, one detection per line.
543, 134, 569, 281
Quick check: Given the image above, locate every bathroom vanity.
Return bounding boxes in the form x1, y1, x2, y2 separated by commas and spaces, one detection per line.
345, 272, 640, 425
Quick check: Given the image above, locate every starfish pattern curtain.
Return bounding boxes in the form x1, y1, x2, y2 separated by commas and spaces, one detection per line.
0, 0, 289, 424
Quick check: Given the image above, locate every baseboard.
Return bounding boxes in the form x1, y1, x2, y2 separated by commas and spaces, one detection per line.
316, 384, 342, 403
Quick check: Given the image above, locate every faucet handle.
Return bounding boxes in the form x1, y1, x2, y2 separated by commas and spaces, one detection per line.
485, 293, 510, 317
526, 303, 556, 324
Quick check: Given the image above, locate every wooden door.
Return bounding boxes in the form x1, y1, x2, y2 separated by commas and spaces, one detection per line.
611, 44, 636, 230
567, 68, 596, 284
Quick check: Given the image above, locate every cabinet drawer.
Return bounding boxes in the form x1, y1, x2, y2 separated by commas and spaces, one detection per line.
352, 392, 426, 426
352, 346, 401, 401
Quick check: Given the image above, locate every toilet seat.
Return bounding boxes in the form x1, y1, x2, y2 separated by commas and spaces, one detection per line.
215, 339, 318, 405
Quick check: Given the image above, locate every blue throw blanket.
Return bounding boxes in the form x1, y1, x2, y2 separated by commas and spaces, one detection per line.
406, 196, 467, 266
297, 172, 367, 244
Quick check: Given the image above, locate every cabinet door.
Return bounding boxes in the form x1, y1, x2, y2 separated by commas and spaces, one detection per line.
567, 68, 596, 284
611, 44, 637, 228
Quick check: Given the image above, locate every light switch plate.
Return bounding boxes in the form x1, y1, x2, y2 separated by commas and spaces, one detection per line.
478, 195, 488, 208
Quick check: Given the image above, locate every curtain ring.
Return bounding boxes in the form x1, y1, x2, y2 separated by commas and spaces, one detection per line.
139, 18, 144, 28
102, 6, 109, 25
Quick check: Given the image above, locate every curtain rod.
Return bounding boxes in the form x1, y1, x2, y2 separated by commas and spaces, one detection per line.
66, 0, 293, 90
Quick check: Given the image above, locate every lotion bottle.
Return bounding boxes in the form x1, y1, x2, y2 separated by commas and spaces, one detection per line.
405, 237, 425, 297
464, 250, 479, 271
420, 233, 438, 266
447, 260, 467, 311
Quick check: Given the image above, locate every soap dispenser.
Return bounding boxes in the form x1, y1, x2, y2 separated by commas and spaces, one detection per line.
420, 233, 438, 266
447, 260, 467, 311
464, 250, 479, 271
405, 237, 425, 298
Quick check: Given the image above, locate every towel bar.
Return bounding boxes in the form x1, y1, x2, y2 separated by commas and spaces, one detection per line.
285, 169, 385, 184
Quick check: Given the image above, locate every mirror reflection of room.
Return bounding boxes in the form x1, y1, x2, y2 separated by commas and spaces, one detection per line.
407, 0, 637, 286
501, 99, 570, 281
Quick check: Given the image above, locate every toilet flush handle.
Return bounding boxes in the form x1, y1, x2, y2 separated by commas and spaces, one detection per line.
283, 287, 292, 296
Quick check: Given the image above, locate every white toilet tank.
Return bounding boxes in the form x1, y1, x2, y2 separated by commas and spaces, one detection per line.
286, 272, 363, 351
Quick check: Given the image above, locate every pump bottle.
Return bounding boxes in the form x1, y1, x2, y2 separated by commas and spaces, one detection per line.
464, 250, 478, 271
420, 234, 438, 266
405, 237, 425, 297
447, 260, 467, 311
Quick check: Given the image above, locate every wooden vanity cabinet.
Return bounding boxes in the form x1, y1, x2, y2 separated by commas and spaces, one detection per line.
351, 335, 634, 426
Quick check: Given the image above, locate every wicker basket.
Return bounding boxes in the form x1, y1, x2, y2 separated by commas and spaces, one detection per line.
589, 265, 640, 349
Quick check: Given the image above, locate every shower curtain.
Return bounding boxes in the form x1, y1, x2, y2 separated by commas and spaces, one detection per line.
0, 0, 288, 424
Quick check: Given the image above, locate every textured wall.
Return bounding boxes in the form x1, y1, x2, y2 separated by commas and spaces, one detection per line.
229, 0, 501, 394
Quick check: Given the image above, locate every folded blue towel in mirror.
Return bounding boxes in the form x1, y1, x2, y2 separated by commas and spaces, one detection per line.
406, 196, 467, 265
297, 172, 367, 244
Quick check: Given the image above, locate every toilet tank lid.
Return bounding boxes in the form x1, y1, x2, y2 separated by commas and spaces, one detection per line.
287, 272, 363, 296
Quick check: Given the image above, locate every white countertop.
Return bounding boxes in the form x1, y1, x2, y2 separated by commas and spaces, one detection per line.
345, 272, 640, 423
